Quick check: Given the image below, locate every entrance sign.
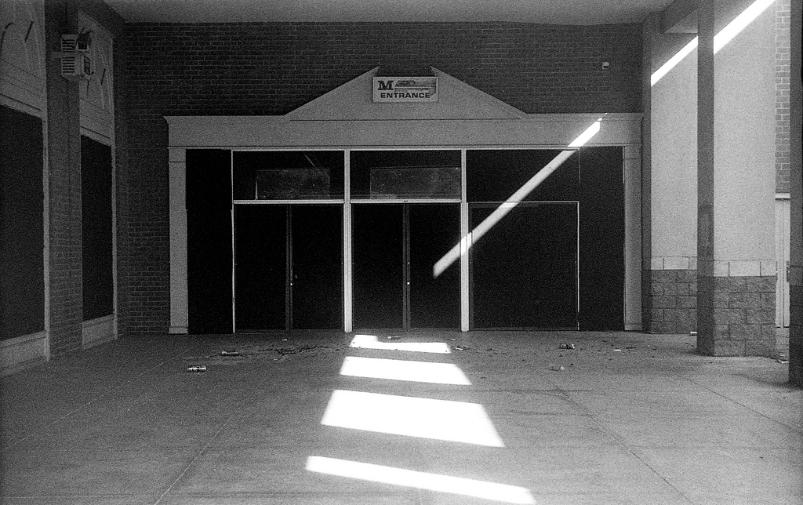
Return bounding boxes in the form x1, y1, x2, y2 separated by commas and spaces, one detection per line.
372, 77, 438, 102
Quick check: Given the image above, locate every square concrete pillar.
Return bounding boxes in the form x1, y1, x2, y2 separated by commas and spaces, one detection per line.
696, 0, 777, 356
642, 14, 699, 334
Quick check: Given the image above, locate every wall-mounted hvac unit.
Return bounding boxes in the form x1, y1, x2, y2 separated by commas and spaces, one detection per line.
60, 33, 92, 81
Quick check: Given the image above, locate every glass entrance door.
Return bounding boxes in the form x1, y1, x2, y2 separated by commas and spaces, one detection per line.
291, 205, 343, 329
234, 205, 342, 331
352, 203, 460, 330
470, 202, 578, 329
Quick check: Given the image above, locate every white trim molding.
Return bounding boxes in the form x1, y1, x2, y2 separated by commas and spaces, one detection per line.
0, 331, 47, 376
624, 144, 643, 331
81, 314, 115, 349
169, 148, 188, 334
166, 113, 642, 149
648, 256, 698, 270
697, 259, 777, 277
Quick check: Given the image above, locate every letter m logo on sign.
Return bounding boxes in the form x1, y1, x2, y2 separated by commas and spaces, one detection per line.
377, 80, 394, 91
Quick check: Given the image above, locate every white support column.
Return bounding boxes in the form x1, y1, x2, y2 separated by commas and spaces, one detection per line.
460, 149, 470, 332
697, 0, 777, 356
169, 148, 188, 334
230, 151, 236, 334
624, 144, 643, 330
343, 150, 353, 333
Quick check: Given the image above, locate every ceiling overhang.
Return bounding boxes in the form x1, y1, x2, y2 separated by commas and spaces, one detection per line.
105, 0, 675, 25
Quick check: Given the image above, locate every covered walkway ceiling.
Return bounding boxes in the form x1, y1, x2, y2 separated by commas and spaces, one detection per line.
105, 0, 676, 25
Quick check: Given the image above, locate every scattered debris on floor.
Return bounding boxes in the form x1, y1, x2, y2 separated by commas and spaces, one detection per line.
275, 344, 322, 356
613, 349, 622, 352
182, 340, 341, 367
453, 345, 470, 351
559, 343, 575, 350
549, 364, 565, 371
186, 365, 207, 372
386, 336, 402, 341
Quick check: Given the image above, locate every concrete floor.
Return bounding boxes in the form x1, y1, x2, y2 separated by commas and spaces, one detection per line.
1, 331, 801, 505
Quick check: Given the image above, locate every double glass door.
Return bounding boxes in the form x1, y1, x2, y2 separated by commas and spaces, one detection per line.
469, 202, 578, 329
234, 204, 342, 331
352, 203, 461, 330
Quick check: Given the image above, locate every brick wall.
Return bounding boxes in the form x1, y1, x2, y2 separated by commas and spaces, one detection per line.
776, 0, 791, 193
791, 284, 802, 384
43, 0, 125, 356
121, 21, 643, 335
697, 275, 777, 357
46, 1, 83, 355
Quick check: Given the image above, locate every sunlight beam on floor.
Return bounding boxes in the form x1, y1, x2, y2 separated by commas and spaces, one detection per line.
340, 356, 471, 385
321, 390, 504, 447
349, 334, 451, 354
306, 456, 536, 504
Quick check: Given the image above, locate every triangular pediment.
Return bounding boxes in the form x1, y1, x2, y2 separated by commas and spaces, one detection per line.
286, 67, 526, 121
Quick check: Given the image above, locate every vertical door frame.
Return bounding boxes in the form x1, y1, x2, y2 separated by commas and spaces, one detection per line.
285, 207, 293, 331
343, 151, 352, 332
460, 149, 470, 331
402, 204, 411, 330
230, 151, 235, 333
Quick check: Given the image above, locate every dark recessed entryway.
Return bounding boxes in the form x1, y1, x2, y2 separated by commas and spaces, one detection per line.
235, 204, 343, 331
352, 203, 460, 330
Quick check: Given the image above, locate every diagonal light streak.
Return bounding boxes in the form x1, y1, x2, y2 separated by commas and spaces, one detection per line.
432, 117, 603, 278
307, 456, 536, 504
650, 0, 775, 86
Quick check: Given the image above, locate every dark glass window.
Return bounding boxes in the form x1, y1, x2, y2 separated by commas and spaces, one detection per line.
351, 150, 461, 199
233, 151, 344, 200
467, 149, 579, 202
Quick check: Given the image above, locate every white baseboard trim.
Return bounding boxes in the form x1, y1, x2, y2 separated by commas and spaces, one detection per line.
0, 331, 47, 376
82, 315, 116, 349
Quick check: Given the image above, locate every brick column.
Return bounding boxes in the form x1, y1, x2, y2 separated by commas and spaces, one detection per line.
787, 0, 802, 384
45, 0, 83, 356
696, 0, 777, 356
